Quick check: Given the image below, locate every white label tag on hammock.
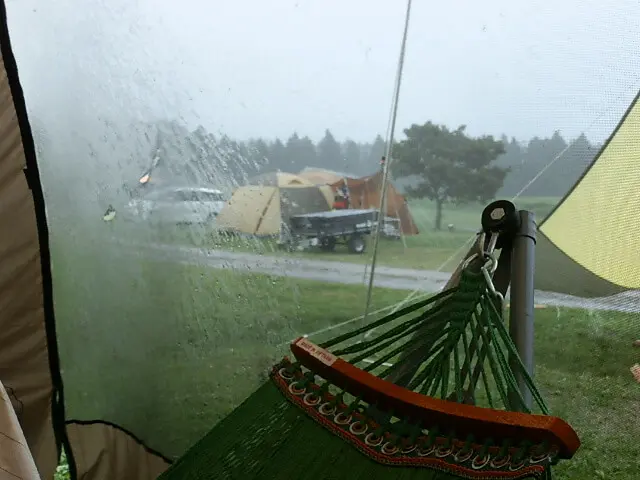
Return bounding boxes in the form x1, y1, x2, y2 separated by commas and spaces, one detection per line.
295, 338, 337, 366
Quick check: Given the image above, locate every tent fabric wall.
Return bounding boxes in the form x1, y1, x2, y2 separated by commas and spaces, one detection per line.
316, 184, 335, 206
0, 5, 171, 480
330, 171, 419, 235
66, 422, 169, 480
218, 185, 332, 236
217, 186, 280, 235
535, 89, 640, 297
298, 167, 355, 185
0, 13, 60, 478
279, 186, 333, 219
249, 171, 312, 187
535, 233, 626, 298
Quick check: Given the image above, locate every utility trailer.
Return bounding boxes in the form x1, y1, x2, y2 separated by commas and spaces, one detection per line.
288, 208, 379, 254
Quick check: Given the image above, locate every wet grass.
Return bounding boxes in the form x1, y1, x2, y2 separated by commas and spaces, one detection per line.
525, 307, 639, 479
50, 206, 639, 479
52, 239, 409, 460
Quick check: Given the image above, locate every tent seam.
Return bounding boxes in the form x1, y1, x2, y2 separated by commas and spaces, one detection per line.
66, 419, 173, 465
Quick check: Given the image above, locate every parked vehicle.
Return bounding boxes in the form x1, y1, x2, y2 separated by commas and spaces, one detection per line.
288, 208, 379, 254
374, 216, 402, 240
124, 186, 226, 224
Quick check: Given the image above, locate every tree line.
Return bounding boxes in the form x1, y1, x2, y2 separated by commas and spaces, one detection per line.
162, 125, 597, 198
234, 129, 386, 179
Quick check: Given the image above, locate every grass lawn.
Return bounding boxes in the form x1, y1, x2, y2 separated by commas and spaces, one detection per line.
52, 238, 409, 460
124, 196, 561, 272
50, 227, 639, 479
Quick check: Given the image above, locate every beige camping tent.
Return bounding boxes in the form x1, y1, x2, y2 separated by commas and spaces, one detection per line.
217, 184, 333, 235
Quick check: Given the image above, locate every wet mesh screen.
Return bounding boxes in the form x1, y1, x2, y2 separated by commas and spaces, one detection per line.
5, 1, 640, 479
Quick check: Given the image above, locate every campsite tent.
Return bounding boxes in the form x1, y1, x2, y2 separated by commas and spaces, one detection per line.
2, 4, 640, 480
216, 184, 333, 236
331, 171, 419, 236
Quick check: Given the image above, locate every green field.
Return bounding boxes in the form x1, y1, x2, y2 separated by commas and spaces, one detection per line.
50, 228, 639, 479
136, 196, 562, 272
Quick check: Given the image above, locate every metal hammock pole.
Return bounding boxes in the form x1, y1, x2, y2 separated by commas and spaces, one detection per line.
508, 209, 537, 411
362, 0, 413, 327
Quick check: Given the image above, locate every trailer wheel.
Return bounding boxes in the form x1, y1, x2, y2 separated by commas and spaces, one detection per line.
320, 237, 337, 251
348, 234, 366, 254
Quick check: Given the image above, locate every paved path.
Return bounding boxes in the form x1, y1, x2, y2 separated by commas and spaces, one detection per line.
124, 242, 640, 313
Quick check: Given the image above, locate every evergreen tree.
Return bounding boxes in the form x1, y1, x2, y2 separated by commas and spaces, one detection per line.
317, 129, 342, 170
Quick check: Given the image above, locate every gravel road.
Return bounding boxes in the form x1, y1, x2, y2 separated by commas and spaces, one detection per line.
124, 242, 640, 313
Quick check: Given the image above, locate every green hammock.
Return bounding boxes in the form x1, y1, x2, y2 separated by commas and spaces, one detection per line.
159, 205, 580, 480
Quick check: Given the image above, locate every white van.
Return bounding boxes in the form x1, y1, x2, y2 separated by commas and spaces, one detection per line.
125, 186, 226, 224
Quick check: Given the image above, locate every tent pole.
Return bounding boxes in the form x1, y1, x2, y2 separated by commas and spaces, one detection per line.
361, 0, 413, 328
508, 210, 537, 411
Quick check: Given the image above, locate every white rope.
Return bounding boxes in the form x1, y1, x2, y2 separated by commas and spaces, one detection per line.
279, 302, 400, 347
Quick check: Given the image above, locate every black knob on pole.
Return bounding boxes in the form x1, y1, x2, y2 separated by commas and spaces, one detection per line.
481, 200, 520, 248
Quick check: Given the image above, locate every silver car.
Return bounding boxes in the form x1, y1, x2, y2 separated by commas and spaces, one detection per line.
125, 186, 226, 224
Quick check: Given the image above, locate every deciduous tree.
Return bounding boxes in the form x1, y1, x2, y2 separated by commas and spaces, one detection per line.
393, 122, 507, 230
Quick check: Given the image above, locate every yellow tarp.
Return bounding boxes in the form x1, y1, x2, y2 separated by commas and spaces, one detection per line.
540, 92, 640, 290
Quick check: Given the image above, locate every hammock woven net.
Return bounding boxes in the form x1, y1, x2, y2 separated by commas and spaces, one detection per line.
158, 202, 580, 480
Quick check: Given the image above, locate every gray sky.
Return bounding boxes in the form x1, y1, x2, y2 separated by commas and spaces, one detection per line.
6, 0, 640, 144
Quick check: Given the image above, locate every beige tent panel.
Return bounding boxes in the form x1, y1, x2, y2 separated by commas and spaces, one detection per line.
219, 184, 334, 235
317, 185, 334, 207
276, 172, 310, 186
539, 89, 640, 295
0, 380, 40, 480
255, 190, 282, 235
0, 34, 58, 479
217, 186, 279, 235
298, 167, 349, 185
249, 172, 313, 187
67, 422, 169, 480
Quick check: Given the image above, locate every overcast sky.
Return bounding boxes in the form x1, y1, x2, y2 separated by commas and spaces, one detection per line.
6, 0, 640, 144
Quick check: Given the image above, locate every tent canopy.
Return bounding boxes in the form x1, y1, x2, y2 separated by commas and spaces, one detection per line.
217, 184, 333, 236
248, 172, 312, 187
297, 167, 356, 186
331, 171, 419, 235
